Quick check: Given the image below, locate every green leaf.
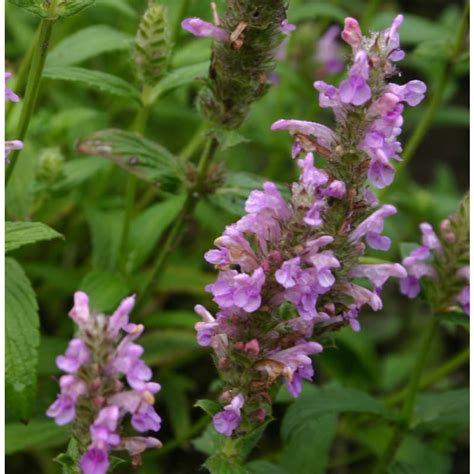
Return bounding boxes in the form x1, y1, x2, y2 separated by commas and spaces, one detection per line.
161, 373, 193, 438
192, 423, 224, 456
78, 270, 130, 313
211, 129, 249, 152
43, 66, 141, 102
5, 257, 40, 420
5, 221, 63, 253
85, 207, 123, 271
151, 62, 209, 102
204, 455, 250, 474
5, 419, 69, 454
141, 329, 202, 366
77, 129, 183, 185
49, 156, 109, 193
281, 385, 392, 441
128, 194, 186, 271
413, 389, 469, 432
159, 261, 214, 295
47, 25, 133, 67
435, 311, 469, 329
195, 399, 222, 417
238, 420, 272, 459
280, 414, 338, 474
54, 439, 80, 473
414, 39, 452, 61
96, 0, 135, 16
9, 0, 96, 18
288, 4, 347, 22
146, 310, 197, 330
246, 461, 289, 474
389, 462, 419, 474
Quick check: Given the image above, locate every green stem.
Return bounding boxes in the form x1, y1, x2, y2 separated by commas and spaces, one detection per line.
118, 89, 152, 272
372, 317, 439, 474
395, 1, 469, 175
6, 6, 58, 186
385, 345, 469, 406
134, 136, 219, 316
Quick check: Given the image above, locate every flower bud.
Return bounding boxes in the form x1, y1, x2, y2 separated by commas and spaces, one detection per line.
133, 2, 170, 87
37, 147, 65, 185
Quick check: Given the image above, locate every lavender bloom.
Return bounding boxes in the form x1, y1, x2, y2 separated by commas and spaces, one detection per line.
47, 292, 162, 470
272, 15, 426, 189
213, 394, 244, 436
315, 26, 344, 75
196, 15, 419, 443
400, 211, 470, 316
5, 72, 23, 161
280, 20, 296, 35
181, 18, 229, 42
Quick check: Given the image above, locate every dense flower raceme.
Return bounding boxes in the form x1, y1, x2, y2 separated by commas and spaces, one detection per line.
273, 15, 426, 189
47, 293, 162, 473
193, 15, 425, 439
4, 72, 24, 160
400, 198, 470, 316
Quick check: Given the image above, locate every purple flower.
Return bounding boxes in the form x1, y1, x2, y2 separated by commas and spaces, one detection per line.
400, 275, 421, 299
419, 223, 441, 250
387, 81, 427, 106
80, 448, 109, 474
213, 394, 244, 436
343, 283, 383, 311
5, 72, 20, 102
325, 180, 346, 198
119, 437, 162, 456
206, 268, 265, 312
339, 51, 371, 106
350, 263, 407, 289
457, 286, 470, 316
5, 140, 24, 162
56, 338, 90, 373
194, 305, 218, 346
68, 291, 90, 326
246, 182, 290, 221
47, 375, 87, 425
280, 20, 296, 35
271, 119, 338, 150
90, 406, 121, 448
276, 257, 302, 289
107, 295, 135, 339
315, 26, 344, 75
181, 18, 229, 42
350, 204, 397, 251
341, 17, 362, 49
383, 14, 405, 61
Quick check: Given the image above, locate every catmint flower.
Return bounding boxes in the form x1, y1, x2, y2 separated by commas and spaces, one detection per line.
400, 195, 469, 315
315, 26, 344, 76
181, 18, 229, 42
5, 72, 23, 161
272, 15, 426, 188
213, 394, 244, 436
47, 292, 162, 472
195, 15, 416, 443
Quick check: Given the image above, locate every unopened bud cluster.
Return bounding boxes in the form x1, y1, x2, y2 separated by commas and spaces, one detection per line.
194, 15, 426, 439
47, 292, 162, 474
182, 1, 292, 128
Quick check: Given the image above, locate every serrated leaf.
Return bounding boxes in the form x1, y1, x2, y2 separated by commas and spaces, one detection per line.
9, 0, 96, 18
5, 419, 69, 454
56, 0, 95, 17
281, 385, 392, 441
47, 25, 133, 67
151, 62, 209, 102
211, 129, 249, 152
192, 422, 225, 456
5, 221, 63, 253
78, 270, 130, 313
128, 194, 186, 271
413, 389, 469, 432
5, 257, 40, 420
43, 66, 141, 102
77, 129, 183, 185
195, 399, 221, 417
8, 0, 45, 17
237, 420, 272, 460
